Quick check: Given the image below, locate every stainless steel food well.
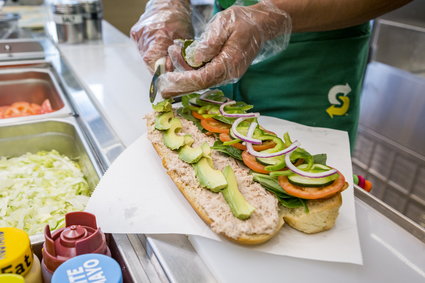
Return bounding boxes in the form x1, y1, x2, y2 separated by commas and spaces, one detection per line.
0, 39, 45, 61
0, 117, 153, 282
0, 66, 73, 124
0, 117, 102, 244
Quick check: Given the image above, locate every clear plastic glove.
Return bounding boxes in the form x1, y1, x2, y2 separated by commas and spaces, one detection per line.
158, 0, 292, 97
130, 0, 193, 73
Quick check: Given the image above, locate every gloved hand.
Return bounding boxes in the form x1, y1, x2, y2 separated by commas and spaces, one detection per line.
158, 0, 292, 97
130, 0, 193, 73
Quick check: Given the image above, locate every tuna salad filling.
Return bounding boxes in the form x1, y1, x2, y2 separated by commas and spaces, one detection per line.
145, 112, 280, 239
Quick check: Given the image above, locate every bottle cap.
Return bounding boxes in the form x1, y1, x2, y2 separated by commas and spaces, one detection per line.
357, 175, 366, 188
51, 254, 122, 283
353, 174, 359, 185
0, 227, 34, 277
42, 211, 110, 273
0, 273, 25, 283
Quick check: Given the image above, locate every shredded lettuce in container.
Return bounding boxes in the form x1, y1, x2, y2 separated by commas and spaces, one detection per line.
0, 150, 91, 236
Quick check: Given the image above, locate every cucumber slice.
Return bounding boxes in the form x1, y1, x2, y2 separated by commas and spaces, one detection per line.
182, 40, 205, 69
257, 155, 284, 165
288, 163, 338, 187
189, 97, 201, 107
288, 173, 338, 187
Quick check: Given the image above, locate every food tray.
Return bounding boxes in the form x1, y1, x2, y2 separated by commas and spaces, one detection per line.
0, 117, 102, 244
0, 66, 73, 124
0, 105, 137, 282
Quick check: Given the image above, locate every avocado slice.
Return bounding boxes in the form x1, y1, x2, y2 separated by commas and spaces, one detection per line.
153, 99, 173, 112
155, 111, 174, 130
222, 165, 255, 220
183, 135, 194, 146
179, 144, 203, 164
193, 157, 227, 192
201, 142, 211, 155
182, 39, 206, 69
163, 118, 185, 150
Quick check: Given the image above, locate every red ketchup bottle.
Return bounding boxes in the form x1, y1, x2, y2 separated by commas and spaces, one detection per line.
41, 211, 111, 283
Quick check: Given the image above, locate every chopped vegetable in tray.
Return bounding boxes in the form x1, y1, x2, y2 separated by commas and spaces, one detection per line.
0, 150, 91, 235
0, 99, 53, 119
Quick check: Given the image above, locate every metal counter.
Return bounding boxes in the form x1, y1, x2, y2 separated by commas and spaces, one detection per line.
353, 62, 425, 230
1, 38, 424, 283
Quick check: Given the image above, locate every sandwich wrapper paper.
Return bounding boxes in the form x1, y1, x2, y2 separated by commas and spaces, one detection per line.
86, 116, 363, 265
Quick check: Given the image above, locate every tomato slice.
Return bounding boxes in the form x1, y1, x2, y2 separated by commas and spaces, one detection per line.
219, 133, 276, 151
219, 133, 246, 150
12, 102, 32, 113
41, 99, 53, 113
241, 151, 304, 174
0, 100, 53, 118
278, 171, 346, 200
200, 119, 230, 134
0, 106, 7, 119
191, 110, 213, 121
4, 102, 31, 117
242, 151, 270, 173
30, 103, 42, 115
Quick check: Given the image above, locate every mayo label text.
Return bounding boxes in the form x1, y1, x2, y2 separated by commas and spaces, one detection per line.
66, 259, 106, 283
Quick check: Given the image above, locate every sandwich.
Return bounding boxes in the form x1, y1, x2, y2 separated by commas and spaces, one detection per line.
145, 91, 347, 245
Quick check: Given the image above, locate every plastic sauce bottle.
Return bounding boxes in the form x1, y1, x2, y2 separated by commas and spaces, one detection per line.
0, 273, 25, 283
52, 253, 123, 283
41, 211, 111, 283
0, 227, 43, 283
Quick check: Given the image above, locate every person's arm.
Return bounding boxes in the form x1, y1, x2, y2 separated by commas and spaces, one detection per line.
157, 0, 413, 97
272, 0, 412, 32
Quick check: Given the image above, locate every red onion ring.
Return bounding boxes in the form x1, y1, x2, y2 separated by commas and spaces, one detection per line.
231, 116, 262, 145
246, 122, 299, 158
285, 151, 338, 178
219, 101, 259, 118
199, 90, 229, 105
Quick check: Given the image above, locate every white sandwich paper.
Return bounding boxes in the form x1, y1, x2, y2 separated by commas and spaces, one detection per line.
86, 116, 363, 264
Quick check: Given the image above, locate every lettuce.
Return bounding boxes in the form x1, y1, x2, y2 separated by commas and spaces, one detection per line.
0, 150, 91, 235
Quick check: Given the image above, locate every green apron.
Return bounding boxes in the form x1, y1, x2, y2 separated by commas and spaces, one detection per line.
214, 1, 371, 149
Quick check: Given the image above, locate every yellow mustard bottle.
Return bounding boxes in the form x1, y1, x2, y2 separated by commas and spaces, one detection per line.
0, 273, 25, 283
0, 227, 43, 283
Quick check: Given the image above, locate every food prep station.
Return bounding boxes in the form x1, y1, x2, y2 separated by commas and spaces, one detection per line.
0, 18, 424, 283
0, 39, 134, 280
0, 34, 213, 282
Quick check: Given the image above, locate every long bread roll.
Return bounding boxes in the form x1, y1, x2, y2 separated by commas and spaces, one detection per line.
146, 111, 346, 244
